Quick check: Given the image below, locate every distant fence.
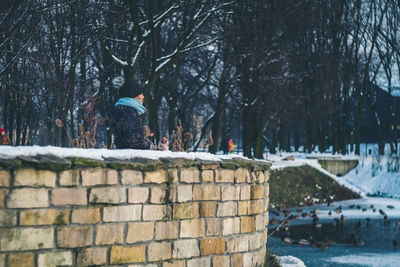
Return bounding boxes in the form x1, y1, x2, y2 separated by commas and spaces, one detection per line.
0, 155, 270, 267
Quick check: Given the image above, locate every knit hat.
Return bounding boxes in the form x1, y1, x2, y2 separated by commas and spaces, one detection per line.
119, 80, 143, 98
0, 128, 5, 133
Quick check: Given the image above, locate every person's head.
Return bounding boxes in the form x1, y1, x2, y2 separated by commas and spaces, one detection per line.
162, 136, 167, 143
119, 80, 144, 104
0, 128, 5, 136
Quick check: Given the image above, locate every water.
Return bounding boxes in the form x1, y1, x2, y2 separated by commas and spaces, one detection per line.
267, 198, 400, 266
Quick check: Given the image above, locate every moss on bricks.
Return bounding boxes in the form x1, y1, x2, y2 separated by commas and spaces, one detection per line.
37, 155, 71, 171
67, 157, 106, 168
105, 157, 166, 171
9, 155, 71, 171
230, 158, 271, 171
220, 160, 239, 169
0, 158, 14, 169
160, 158, 199, 169
195, 160, 220, 170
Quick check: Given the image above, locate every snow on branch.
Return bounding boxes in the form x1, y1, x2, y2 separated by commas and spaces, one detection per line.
130, 40, 145, 69
180, 37, 219, 53
104, 45, 128, 66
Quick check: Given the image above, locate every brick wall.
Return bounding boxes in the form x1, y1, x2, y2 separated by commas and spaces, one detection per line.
0, 155, 271, 267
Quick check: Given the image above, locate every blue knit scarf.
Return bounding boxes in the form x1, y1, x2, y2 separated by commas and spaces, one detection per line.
115, 97, 146, 115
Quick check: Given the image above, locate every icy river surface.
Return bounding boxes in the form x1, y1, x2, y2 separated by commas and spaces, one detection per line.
267, 198, 400, 267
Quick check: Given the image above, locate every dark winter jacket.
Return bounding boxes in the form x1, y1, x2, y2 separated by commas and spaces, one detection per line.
111, 105, 151, 149
0, 135, 11, 145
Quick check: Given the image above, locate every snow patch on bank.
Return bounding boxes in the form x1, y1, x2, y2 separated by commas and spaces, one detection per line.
327, 252, 400, 267
269, 153, 367, 197
0, 145, 250, 162
342, 156, 400, 198
277, 255, 306, 267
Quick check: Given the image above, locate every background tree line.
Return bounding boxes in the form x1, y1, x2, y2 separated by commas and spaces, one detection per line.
1, 0, 400, 158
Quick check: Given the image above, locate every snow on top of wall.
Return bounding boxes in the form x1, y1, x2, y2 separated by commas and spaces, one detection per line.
0, 145, 250, 162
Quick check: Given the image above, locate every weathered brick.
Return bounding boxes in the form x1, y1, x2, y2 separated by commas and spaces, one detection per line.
250, 200, 263, 214
14, 169, 56, 187
121, 170, 143, 185
90, 187, 126, 204
51, 188, 87, 206
167, 169, 179, 183
128, 264, 157, 267
162, 260, 186, 267
255, 214, 266, 231
150, 187, 166, 203
0, 189, 5, 208
256, 171, 265, 183
221, 185, 240, 201
264, 170, 270, 182
240, 185, 251, 200
265, 183, 270, 198
143, 205, 168, 220
222, 217, 240, 236
59, 169, 80, 186
110, 246, 146, 264
173, 239, 200, 259
201, 170, 214, 182
0, 210, 16, 226
1, 228, 53, 251
127, 222, 154, 243
243, 252, 257, 267
0, 170, 10, 187
57, 226, 93, 248
264, 195, 270, 212
38, 251, 73, 267
103, 205, 142, 222
180, 219, 205, 238
180, 168, 200, 183
173, 202, 199, 219
144, 170, 168, 184
217, 201, 237, 217
249, 172, 257, 183
96, 223, 124, 245
148, 241, 172, 261
216, 169, 235, 183
238, 201, 250, 215
81, 168, 117, 186
200, 238, 226, 255
200, 201, 217, 217
20, 209, 69, 225
241, 216, 255, 233
213, 255, 230, 267
155, 221, 178, 240
193, 184, 220, 201
187, 257, 211, 267
8, 188, 48, 208
257, 246, 267, 266
72, 208, 100, 224
249, 232, 262, 250
235, 168, 250, 183
262, 228, 268, 245
128, 187, 149, 203
251, 185, 264, 199
77, 247, 107, 266
231, 253, 243, 267
227, 235, 249, 253
7, 253, 34, 267
177, 185, 192, 202
169, 186, 177, 202
206, 218, 221, 236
